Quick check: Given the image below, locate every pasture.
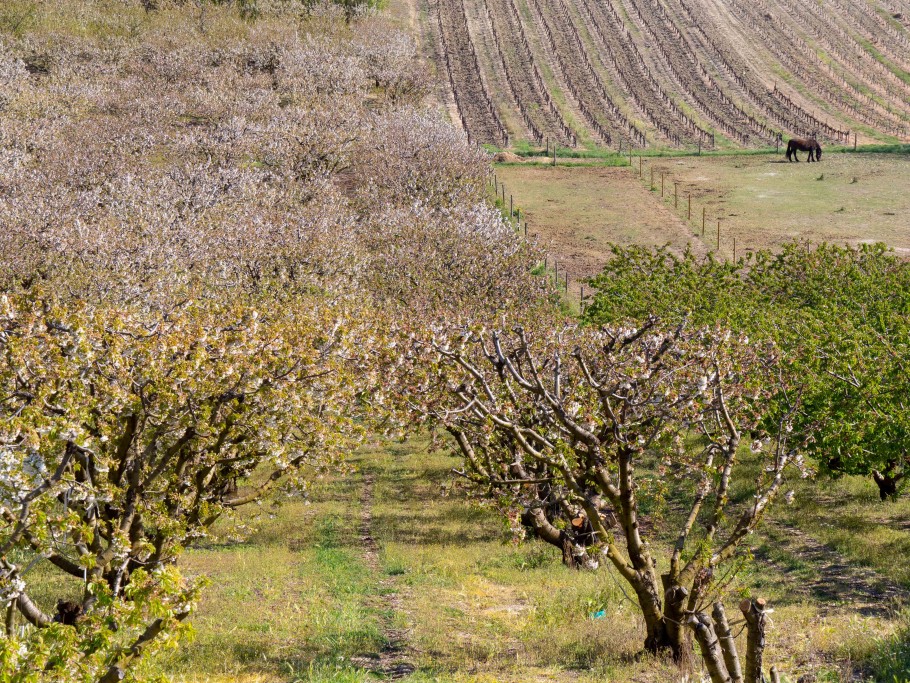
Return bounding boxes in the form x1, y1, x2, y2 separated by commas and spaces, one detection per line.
496, 152, 910, 281
494, 164, 702, 285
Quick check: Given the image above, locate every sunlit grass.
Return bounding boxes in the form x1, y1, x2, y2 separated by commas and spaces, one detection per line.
150, 485, 384, 680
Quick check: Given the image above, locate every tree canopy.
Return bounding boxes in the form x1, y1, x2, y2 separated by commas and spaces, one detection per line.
583, 243, 910, 499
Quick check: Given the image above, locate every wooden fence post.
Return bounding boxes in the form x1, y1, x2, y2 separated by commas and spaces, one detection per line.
702, 207, 706, 236
674, 182, 678, 209
639, 156, 643, 178
717, 218, 721, 250
650, 166, 654, 190
687, 193, 692, 220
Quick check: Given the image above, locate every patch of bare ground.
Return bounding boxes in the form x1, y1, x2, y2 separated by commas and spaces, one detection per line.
350, 472, 416, 679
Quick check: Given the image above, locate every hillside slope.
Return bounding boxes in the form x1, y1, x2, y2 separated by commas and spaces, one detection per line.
428, 0, 910, 150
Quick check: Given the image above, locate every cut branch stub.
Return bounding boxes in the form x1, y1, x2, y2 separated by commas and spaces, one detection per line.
713, 601, 744, 683
739, 598, 768, 683
687, 612, 731, 683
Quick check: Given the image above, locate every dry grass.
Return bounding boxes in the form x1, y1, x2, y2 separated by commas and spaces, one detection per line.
493, 164, 705, 287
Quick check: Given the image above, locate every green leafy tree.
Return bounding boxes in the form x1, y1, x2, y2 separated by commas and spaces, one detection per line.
584, 243, 910, 500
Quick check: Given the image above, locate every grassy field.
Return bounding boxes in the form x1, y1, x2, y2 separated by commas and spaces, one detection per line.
494, 165, 704, 286
147, 439, 910, 683
497, 152, 910, 273
649, 153, 910, 256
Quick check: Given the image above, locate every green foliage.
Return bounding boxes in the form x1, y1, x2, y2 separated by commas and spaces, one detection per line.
0, 568, 202, 683
0, 1, 37, 38
584, 243, 910, 495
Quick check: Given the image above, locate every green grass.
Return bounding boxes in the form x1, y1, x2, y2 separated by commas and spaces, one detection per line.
509, 145, 785, 161
149, 477, 385, 681
841, 143, 910, 155
128, 438, 907, 682
561, 152, 910, 260
773, 473, 910, 589
867, 613, 910, 683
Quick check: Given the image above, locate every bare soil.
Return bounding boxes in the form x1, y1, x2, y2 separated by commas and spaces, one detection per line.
350, 472, 416, 679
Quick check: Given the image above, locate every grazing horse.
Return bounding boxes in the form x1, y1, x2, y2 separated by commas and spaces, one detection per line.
786, 137, 822, 162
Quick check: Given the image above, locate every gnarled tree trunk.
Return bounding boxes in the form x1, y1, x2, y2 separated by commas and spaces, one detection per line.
872, 467, 903, 501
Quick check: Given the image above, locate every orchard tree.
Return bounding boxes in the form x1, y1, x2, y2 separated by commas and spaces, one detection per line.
0, 6, 549, 681
0, 286, 376, 681
584, 243, 910, 500
414, 318, 808, 663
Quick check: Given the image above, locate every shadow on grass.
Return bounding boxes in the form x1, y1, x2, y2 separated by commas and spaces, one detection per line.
370, 504, 499, 547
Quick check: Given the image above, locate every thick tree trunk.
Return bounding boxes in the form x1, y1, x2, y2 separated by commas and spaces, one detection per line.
872, 469, 903, 501
634, 578, 689, 662
661, 578, 692, 666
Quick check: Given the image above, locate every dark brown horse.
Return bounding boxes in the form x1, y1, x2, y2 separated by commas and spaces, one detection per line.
786, 137, 822, 162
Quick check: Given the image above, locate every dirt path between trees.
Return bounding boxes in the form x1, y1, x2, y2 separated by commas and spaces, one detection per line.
350, 472, 416, 679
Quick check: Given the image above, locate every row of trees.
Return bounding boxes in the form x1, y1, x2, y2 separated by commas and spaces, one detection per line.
409, 242, 910, 678
0, 1, 547, 679
2, 2, 907, 682
584, 243, 910, 500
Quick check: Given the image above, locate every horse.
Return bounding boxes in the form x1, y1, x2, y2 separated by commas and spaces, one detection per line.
786, 137, 822, 162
